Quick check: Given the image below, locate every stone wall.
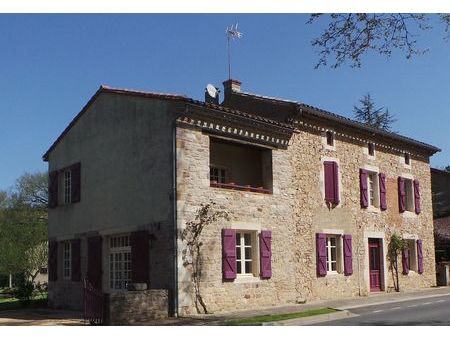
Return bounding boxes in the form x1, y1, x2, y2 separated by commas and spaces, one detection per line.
107, 290, 168, 325
176, 117, 436, 315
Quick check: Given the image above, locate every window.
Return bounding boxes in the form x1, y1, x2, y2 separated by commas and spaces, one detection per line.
324, 161, 339, 205
109, 235, 132, 290
326, 131, 334, 147
404, 153, 410, 165
368, 143, 375, 157
63, 241, 71, 280
64, 169, 71, 204
210, 166, 226, 184
326, 235, 342, 273
368, 172, 380, 208
209, 138, 272, 193
404, 178, 414, 212
235, 231, 257, 276
405, 239, 418, 272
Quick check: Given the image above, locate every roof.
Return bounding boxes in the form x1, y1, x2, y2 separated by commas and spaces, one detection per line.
233, 90, 441, 155
42, 86, 295, 161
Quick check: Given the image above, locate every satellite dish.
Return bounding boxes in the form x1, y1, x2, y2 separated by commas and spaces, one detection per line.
206, 84, 218, 98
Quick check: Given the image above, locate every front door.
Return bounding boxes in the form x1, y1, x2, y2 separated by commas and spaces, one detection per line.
369, 238, 382, 292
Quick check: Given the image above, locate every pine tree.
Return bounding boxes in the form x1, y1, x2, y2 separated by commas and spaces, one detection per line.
353, 93, 396, 131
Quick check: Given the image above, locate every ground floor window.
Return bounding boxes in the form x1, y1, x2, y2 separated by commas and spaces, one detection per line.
63, 241, 71, 280
326, 235, 342, 273
406, 239, 418, 272
109, 235, 132, 290
236, 231, 258, 276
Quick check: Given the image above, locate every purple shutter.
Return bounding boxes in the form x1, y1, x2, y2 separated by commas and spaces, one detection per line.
343, 235, 353, 276
71, 163, 81, 203
379, 173, 387, 211
417, 239, 423, 274
360, 169, 369, 208
222, 229, 237, 280
324, 161, 339, 204
259, 230, 272, 278
48, 171, 58, 208
71, 238, 81, 282
398, 177, 406, 213
414, 179, 421, 214
48, 241, 58, 281
316, 233, 327, 277
87, 236, 103, 290
131, 231, 149, 285
402, 247, 409, 275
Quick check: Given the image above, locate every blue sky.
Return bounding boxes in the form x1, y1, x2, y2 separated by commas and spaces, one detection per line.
0, 14, 449, 190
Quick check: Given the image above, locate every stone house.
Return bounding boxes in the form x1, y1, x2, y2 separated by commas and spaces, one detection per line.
44, 79, 440, 320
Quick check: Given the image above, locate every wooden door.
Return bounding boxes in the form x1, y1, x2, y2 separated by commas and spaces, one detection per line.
369, 238, 382, 292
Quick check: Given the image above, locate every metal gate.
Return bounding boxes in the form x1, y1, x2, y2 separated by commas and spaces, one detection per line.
83, 278, 104, 325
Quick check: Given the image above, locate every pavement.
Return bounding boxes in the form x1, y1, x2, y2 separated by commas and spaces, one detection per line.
1, 286, 450, 325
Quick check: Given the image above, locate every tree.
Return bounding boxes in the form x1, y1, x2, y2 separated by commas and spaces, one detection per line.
181, 201, 229, 314
0, 172, 48, 284
308, 14, 450, 68
353, 93, 396, 131
388, 233, 407, 292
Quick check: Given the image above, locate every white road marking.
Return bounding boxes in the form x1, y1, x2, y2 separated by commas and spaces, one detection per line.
435, 300, 445, 303
391, 307, 402, 310
423, 302, 432, 305
372, 310, 384, 313
407, 304, 418, 308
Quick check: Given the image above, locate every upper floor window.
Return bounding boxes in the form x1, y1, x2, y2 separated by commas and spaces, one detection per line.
404, 153, 411, 165
209, 138, 272, 194
326, 131, 334, 147
49, 162, 81, 208
398, 177, 421, 214
368, 143, 375, 157
323, 161, 339, 205
64, 169, 72, 204
360, 169, 387, 211
63, 241, 72, 280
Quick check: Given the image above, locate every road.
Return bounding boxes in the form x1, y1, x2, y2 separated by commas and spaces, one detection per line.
315, 294, 450, 326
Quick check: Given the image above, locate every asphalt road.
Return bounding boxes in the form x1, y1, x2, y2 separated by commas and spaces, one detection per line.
315, 294, 450, 326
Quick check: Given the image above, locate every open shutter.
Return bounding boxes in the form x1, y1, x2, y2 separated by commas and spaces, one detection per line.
259, 230, 272, 278
417, 239, 423, 274
414, 179, 421, 214
343, 235, 353, 276
71, 238, 81, 282
87, 236, 103, 290
316, 233, 327, 277
398, 177, 406, 213
379, 173, 387, 211
360, 169, 369, 208
222, 229, 237, 280
324, 162, 339, 204
131, 231, 149, 285
48, 241, 58, 281
48, 171, 58, 208
71, 163, 81, 203
402, 247, 409, 275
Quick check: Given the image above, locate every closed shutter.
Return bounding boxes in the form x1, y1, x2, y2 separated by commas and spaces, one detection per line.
324, 161, 339, 204
71, 238, 81, 282
414, 179, 421, 214
48, 241, 58, 281
379, 173, 387, 211
87, 236, 103, 290
343, 235, 353, 276
259, 230, 272, 278
48, 171, 59, 208
398, 177, 406, 213
360, 169, 369, 208
71, 163, 81, 203
417, 240, 423, 274
402, 247, 409, 275
222, 229, 237, 280
131, 231, 149, 285
316, 233, 327, 277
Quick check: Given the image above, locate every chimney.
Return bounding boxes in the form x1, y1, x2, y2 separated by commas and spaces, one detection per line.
222, 79, 241, 102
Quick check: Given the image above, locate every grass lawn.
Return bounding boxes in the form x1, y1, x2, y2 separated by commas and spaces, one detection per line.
0, 293, 47, 311
225, 308, 338, 325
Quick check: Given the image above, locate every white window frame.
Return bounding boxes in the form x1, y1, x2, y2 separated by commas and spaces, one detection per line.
325, 235, 343, 274
64, 169, 72, 204
403, 236, 418, 274
322, 130, 336, 151
109, 235, 132, 290
63, 241, 71, 280
235, 230, 258, 277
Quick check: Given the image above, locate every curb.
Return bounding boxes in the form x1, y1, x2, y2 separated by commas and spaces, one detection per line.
261, 310, 355, 326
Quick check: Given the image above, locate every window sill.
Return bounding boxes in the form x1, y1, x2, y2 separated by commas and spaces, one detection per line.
234, 275, 261, 284
210, 181, 271, 194
402, 210, 417, 218
367, 206, 381, 214
325, 272, 344, 278
323, 145, 336, 151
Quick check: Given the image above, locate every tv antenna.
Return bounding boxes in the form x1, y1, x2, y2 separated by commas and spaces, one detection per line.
226, 23, 243, 80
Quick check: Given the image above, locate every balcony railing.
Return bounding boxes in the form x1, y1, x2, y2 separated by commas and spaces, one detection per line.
210, 181, 271, 194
